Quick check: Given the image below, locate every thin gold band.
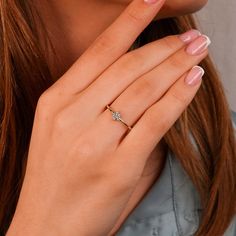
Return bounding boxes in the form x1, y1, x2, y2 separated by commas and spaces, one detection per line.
106, 105, 132, 131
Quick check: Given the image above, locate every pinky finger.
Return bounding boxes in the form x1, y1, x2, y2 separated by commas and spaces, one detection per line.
117, 66, 204, 165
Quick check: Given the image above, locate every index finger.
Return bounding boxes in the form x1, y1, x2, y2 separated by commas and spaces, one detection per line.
61, 0, 166, 94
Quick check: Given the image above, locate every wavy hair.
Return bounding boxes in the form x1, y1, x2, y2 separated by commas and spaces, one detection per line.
0, 1, 236, 235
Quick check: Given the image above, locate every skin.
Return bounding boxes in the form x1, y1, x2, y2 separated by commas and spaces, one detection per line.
158, 0, 208, 17
7, 0, 208, 235
37, 0, 208, 78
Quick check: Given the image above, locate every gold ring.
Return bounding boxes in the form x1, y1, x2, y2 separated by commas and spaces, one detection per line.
106, 105, 132, 131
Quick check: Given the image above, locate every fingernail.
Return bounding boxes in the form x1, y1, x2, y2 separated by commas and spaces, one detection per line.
144, 0, 161, 4
179, 29, 201, 43
185, 66, 205, 86
186, 35, 211, 55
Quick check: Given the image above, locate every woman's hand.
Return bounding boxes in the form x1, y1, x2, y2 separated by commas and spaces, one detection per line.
7, 0, 209, 235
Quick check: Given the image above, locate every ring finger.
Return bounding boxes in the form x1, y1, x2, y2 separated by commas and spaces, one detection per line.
95, 34, 210, 145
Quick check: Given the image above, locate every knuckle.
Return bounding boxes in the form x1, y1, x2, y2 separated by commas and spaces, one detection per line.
74, 138, 94, 158
161, 35, 180, 51
91, 33, 115, 55
132, 78, 154, 97
36, 91, 54, 119
126, 8, 145, 23
53, 110, 69, 130
170, 90, 189, 105
37, 91, 51, 108
168, 54, 186, 68
119, 51, 145, 72
36, 85, 60, 112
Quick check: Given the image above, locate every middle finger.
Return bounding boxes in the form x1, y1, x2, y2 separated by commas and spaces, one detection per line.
96, 34, 210, 143
81, 29, 201, 113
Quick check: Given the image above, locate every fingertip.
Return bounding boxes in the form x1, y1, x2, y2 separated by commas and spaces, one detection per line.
179, 29, 202, 44
185, 66, 204, 86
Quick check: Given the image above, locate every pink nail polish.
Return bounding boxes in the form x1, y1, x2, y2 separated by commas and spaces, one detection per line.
179, 29, 201, 43
185, 66, 205, 86
186, 35, 211, 55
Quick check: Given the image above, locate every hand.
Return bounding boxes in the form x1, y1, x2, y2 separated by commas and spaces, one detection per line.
6, 0, 209, 235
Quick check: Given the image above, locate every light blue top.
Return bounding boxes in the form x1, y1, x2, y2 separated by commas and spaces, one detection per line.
116, 111, 236, 236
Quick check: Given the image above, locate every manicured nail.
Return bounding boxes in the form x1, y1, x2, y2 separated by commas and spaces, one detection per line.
186, 35, 211, 55
185, 66, 205, 86
179, 29, 201, 43
144, 0, 161, 4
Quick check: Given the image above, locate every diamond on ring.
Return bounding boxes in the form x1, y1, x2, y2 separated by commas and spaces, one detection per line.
106, 105, 132, 131
112, 111, 121, 121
